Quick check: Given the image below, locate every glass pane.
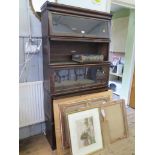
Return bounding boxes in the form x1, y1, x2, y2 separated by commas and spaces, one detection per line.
53, 66, 107, 92
51, 13, 110, 38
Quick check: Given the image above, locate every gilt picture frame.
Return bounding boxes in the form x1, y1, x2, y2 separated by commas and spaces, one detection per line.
67, 108, 103, 155
59, 96, 110, 148
101, 99, 129, 143
53, 91, 112, 155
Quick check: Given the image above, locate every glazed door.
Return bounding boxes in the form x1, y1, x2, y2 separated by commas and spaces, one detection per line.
49, 12, 111, 38
50, 64, 110, 95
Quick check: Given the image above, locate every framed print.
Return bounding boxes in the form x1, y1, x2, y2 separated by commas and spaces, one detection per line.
101, 99, 128, 143
60, 96, 110, 148
67, 108, 103, 155
53, 90, 112, 155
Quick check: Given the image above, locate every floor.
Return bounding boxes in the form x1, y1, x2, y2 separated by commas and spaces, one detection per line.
19, 104, 135, 155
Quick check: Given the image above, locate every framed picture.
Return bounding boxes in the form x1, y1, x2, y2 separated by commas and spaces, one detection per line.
59, 96, 110, 148
53, 91, 112, 155
67, 108, 103, 155
101, 99, 128, 143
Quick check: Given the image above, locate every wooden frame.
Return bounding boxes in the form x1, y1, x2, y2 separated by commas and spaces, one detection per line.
53, 90, 112, 155
67, 108, 104, 155
62, 99, 128, 147
59, 96, 110, 149
54, 98, 128, 155
101, 99, 129, 143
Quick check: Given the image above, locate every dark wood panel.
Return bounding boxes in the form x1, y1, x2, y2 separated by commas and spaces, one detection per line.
50, 36, 111, 42
49, 61, 110, 68
50, 41, 109, 63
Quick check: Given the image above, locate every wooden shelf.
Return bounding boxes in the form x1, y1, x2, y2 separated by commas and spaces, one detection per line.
49, 61, 110, 68
49, 61, 78, 66
110, 71, 123, 78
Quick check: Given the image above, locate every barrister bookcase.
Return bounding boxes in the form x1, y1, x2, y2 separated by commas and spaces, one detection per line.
41, 1, 112, 149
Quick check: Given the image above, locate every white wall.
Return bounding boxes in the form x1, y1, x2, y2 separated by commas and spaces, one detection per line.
19, 0, 44, 139
19, 0, 43, 83
120, 10, 135, 104
111, 0, 135, 8
120, 0, 135, 5
110, 16, 129, 52
32, 0, 111, 13
19, 0, 42, 37
57, 0, 111, 13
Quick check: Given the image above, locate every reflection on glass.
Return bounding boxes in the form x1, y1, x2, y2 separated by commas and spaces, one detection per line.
51, 13, 110, 38
54, 66, 105, 92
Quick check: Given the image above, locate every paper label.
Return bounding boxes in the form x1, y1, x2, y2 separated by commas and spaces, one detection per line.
101, 109, 106, 118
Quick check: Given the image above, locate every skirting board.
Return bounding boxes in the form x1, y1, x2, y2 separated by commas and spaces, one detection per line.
19, 122, 46, 140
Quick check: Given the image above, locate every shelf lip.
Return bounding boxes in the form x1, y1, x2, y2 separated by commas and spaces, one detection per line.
51, 85, 109, 97
110, 71, 123, 77
49, 35, 111, 43
48, 61, 111, 68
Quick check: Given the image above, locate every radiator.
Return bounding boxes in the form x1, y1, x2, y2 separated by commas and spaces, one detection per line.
19, 81, 45, 128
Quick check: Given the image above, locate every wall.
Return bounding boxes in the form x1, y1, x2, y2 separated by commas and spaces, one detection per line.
57, 0, 111, 13
110, 9, 130, 53
19, 0, 42, 37
120, 9, 135, 104
112, 8, 130, 19
110, 16, 129, 52
119, 0, 135, 5
19, 0, 43, 83
109, 8, 135, 105
19, 0, 44, 139
111, 0, 135, 8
